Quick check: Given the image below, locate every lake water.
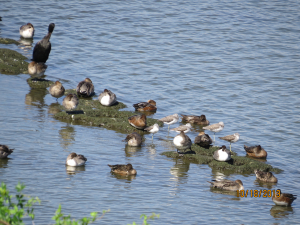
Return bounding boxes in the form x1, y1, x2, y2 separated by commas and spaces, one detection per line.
1, 0, 300, 224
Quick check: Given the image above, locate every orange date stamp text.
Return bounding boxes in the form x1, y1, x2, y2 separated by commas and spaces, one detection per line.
237, 189, 281, 198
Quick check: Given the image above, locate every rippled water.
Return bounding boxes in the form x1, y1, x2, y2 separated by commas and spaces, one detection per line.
1, 0, 300, 224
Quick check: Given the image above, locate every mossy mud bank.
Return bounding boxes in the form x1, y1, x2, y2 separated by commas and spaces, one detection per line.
161, 144, 282, 174
0, 48, 28, 75
53, 89, 163, 134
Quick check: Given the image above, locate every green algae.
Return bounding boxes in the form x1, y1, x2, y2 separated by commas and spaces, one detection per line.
0, 38, 19, 45
161, 144, 282, 174
0, 48, 28, 75
53, 90, 163, 134
27, 77, 54, 89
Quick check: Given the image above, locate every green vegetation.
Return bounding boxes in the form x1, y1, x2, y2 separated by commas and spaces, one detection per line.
52, 205, 109, 225
128, 213, 160, 225
0, 48, 28, 75
161, 144, 282, 174
0, 182, 40, 225
0, 182, 158, 225
53, 89, 163, 134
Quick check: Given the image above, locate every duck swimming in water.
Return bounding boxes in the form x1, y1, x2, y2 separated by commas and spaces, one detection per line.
32, 23, 55, 63
123, 132, 142, 147
181, 114, 210, 125
108, 164, 137, 175
66, 152, 87, 166
19, 23, 34, 38
0, 145, 14, 159
207, 179, 244, 191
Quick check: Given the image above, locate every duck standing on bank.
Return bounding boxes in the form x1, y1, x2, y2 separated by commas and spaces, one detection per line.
49, 81, 65, 101
128, 114, 147, 129
62, 94, 79, 111
194, 131, 212, 147
76, 78, 95, 97
213, 145, 231, 162
98, 89, 117, 106
173, 131, 192, 154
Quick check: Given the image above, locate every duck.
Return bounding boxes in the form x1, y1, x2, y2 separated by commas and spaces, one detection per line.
213, 145, 231, 162
19, 23, 34, 38
219, 133, 240, 152
158, 114, 179, 131
181, 114, 210, 125
62, 94, 79, 110
28, 61, 48, 76
76, 78, 94, 97
207, 179, 244, 191
272, 192, 297, 206
123, 132, 142, 147
66, 152, 87, 166
108, 164, 137, 175
203, 122, 224, 144
133, 100, 157, 112
128, 114, 147, 129
32, 23, 55, 63
0, 145, 14, 159
173, 131, 192, 154
170, 123, 192, 133
144, 123, 159, 140
244, 145, 267, 158
254, 170, 278, 183
49, 81, 65, 100
194, 131, 212, 147
98, 89, 117, 106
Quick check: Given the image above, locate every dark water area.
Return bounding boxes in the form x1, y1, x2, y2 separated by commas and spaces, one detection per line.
0, 0, 300, 224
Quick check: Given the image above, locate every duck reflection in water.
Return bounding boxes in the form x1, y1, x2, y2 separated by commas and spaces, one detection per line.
25, 88, 48, 107
66, 165, 86, 175
270, 205, 294, 219
59, 125, 75, 149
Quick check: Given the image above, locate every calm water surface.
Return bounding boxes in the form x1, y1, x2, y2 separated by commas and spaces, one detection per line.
1, 0, 300, 224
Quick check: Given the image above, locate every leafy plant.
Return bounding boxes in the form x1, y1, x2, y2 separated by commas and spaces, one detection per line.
52, 204, 110, 225
0, 182, 40, 225
129, 213, 160, 225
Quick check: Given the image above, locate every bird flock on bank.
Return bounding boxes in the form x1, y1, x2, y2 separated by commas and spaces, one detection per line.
1, 22, 296, 207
